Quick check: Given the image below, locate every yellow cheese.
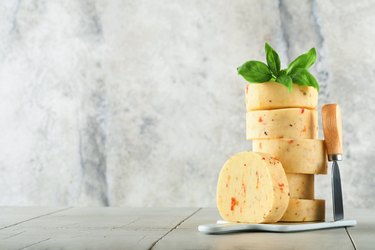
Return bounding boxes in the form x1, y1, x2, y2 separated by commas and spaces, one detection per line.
280, 199, 325, 222
245, 82, 318, 111
286, 174, 314, 199
246, 108, 318, 140
217, 152, 289, 223
252, 139, 327, 174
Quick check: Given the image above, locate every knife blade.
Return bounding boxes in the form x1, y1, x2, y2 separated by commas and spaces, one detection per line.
332, 161, 344, 220
322, 104, 344, 221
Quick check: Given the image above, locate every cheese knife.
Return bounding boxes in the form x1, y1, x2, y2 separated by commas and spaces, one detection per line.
322, 104, 344, 221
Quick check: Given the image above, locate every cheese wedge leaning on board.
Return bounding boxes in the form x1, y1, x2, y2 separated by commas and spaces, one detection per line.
286, 174, 314, 199
280, 198, 325, 222
217, 152, 289, 223
246, 108, 318, 140
245, 82, 318, 111
252, 138, 327, 174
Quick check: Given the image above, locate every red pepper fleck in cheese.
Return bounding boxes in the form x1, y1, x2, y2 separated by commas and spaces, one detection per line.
217, 152, 289, 223
286, 173, 314, 199
246, 108, 318, 140
245, 82, 318, 111
280, 199, 325, 222
252, 138, 327, 174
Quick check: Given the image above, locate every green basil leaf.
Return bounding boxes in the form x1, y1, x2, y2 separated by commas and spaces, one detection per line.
265, 42, 281, 76
286, 48, 316, 74
276, 70, 293, 92
237, 61, 272, 83
290, 68, 320, 91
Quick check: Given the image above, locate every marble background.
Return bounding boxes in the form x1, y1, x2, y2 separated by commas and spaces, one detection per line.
0, 0, 374, 208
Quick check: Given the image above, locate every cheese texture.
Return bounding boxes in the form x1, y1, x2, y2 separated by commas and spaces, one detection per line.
252, 139, 327, 174
217, 152, 289, 223
286, 174, 314, 199
280, 199, 325, 222
245, 82, 318, 111
246, 108, 318, 140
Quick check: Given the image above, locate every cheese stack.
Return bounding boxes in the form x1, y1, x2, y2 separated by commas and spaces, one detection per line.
217, 152, 290, 223
246, 82, 327, 222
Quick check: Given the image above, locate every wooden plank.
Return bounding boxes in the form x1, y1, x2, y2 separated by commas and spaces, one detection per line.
0, 207, 70, 229
345, 208, 374, 249
153, 208, 355, 250
0, 207, 198, 250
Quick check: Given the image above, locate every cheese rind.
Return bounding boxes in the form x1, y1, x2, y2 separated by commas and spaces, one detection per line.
286, 174, 314, 199
281, 199, 325, 222
246, 108, 318, 140
252, 139, 327, 174
245, 82, 318, 111
216, 152, 289, 223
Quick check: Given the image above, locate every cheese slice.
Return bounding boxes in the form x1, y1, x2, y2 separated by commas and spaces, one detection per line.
280, 199, 325, 222
252, 139, 327, 174
217, 152, 289, 223
246, 108, 318, 140
245, 82, 318, 111
286, 174, 314, 199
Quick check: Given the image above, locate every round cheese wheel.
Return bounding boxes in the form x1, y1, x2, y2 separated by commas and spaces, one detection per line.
280, 199, 325, 222
252, 138, 327, 174
216, 152, 289, 223
246, 108, 318, 140
245, 82, 318, 111
286, 174, 314, 199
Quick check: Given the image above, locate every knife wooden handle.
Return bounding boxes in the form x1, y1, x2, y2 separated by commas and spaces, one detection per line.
322, 104, 343, 157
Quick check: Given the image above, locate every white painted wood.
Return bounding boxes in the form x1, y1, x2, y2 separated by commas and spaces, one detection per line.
153, 208, 356, 250
0, 207, 70, 229
346, 208, 375, 249
0, 207, 198, 250
0, 207, 372, 249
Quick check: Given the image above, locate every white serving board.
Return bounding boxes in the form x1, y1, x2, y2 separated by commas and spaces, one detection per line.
198, 219, 357, 234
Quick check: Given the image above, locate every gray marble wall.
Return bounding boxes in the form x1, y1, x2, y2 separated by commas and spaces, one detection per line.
0, 0, 374, 208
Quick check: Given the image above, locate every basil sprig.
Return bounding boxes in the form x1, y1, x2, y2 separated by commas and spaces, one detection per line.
265, 42, 280, 76
237, 61, 272, 82
237, 43, 320, 92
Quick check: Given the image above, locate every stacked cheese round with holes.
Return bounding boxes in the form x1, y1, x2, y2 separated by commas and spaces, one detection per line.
247, 82, 327, 222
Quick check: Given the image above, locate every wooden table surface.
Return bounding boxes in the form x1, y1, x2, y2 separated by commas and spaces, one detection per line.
0, 207, 372, 250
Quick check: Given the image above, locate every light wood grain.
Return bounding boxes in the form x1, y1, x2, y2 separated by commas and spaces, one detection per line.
0, 207, 198, 250
346, 208, 375, 250
0, 207, 367, 250
152, 208, 355, 250
322, 104, 343, 156
0, 207, 70, 229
